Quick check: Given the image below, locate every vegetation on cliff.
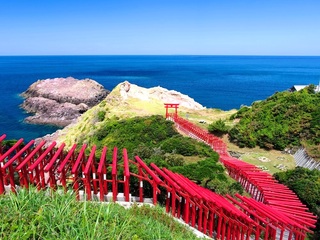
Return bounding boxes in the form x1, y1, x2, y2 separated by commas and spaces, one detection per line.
62, 114, 241, 195
56, 81, 235, 148
274, 167, 320, 239
228, 85, 320, 159
52, 81, 241, 193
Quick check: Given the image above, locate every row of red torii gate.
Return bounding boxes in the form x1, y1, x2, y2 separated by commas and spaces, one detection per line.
0, 103, 317, 240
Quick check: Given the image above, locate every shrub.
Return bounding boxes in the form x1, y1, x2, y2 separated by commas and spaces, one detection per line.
97, 110, 105, 122
161, 136, 197, 156
171, 155, 224, 188
208, 119, 229, 136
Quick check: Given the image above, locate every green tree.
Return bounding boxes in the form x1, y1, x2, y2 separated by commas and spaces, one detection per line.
160, 136, 197, 156
172, 154, 225, 188
208, 119, 229, 137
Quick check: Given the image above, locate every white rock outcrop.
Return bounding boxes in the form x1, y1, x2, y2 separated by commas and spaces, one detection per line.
119, 81, 205, 110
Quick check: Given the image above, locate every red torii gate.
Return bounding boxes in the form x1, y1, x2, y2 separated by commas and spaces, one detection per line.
164, 103, 179, 119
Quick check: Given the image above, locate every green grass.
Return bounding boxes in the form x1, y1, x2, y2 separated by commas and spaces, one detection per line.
222, 135, 296, 174
0, 187, 202, 240
239, 152, 296, 173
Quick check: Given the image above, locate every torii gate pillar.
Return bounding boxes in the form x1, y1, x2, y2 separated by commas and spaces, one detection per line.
164, 103, 179, 119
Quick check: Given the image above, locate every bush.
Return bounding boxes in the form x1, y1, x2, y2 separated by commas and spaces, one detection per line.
208, 119, 229, 136
160, 136, 197, 156
91, 115, 179, 156
165, 154, 185, 167
171, 155, 224, 188
97, 110, 105, 122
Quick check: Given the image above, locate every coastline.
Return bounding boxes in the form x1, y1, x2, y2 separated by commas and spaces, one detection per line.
1, 55, 320, 140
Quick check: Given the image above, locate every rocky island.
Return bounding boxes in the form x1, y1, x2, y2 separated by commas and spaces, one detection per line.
21, 77, 109, 127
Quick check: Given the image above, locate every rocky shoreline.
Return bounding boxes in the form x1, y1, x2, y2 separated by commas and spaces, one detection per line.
21, 77, 109, 127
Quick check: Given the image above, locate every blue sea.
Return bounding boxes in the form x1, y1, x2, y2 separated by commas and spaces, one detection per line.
0, 55, 319, 141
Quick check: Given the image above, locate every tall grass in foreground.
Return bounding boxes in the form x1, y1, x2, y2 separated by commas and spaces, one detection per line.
0, 187, 200, 240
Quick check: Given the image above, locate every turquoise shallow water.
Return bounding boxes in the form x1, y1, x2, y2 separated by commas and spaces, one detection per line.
0, 55, 319, 141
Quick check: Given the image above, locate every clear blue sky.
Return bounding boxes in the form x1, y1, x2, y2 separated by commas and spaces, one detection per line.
1, 0, 320, 55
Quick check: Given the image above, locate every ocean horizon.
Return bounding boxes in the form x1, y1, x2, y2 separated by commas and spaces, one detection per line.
1, 55, 320, 141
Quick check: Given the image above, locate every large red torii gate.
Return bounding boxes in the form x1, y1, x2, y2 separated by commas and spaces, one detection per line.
164, 103, 179, 119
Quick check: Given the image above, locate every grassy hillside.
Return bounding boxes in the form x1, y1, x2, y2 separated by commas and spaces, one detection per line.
53, 81, 296, 176
0, 187, 201, 240
56, 82, 236, 148
228, 86, 320, 160
51, 81, 241, 194
57, 113, 241, 195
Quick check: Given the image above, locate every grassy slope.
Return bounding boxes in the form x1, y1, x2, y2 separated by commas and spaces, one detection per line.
173, 108, 295, 174
181, 119, 295, 174
222, 135, 296, 173
55, 82, 295, 174
56, 83, 236, 148
0, 188, 201, 240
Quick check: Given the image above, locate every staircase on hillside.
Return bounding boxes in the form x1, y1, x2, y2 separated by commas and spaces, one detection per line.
294, 148, 320, 171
